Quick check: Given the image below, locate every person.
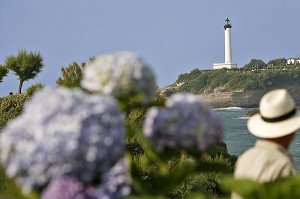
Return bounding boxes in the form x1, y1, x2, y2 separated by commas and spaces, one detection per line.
232, 89, 300, 199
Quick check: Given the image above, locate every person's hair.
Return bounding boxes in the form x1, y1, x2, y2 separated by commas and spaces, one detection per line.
266, 132, 295, 149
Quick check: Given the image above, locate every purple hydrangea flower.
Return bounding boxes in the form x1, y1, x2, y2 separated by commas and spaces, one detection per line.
80, 51, 157, 103
98, 158, 132, 199
143, 93, 223, 151
41, 176, 98, 199
0, 87, 125, 192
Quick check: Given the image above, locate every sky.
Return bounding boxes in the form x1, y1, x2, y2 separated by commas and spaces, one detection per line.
1, 0, 300, 97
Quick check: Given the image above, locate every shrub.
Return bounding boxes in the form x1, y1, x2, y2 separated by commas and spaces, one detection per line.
0, 94, 29, 130
25, 83, 45, 97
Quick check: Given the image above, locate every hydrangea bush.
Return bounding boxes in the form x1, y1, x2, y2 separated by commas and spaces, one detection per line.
0, 51, 234, 199
0, 87, 125, 192
143, 93, 223, 151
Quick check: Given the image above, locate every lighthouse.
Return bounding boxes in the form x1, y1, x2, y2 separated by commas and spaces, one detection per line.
224, 18, 232, 64
213, 18, 237, 69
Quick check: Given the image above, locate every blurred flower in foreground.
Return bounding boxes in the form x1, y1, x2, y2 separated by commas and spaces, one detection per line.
81, 51, 157, 103
0, 87, 125, 192
41, 176, 97, 199
143, 93, 223, 151
98, 158, 132, 199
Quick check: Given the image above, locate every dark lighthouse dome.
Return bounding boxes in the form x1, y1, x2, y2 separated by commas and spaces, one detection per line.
224, 18, 232, 29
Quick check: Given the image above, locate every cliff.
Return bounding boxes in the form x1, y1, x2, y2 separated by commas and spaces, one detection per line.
201, 86, 300, 108
160, 86, 300, 108
199, 90, 263, 108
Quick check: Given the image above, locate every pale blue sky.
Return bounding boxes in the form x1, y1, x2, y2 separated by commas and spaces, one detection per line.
1, 0, 300, 97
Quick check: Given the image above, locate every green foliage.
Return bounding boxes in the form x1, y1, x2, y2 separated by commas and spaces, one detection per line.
0, 167, 38, 199
267, 58, 287, 68
56, 57, 95, 88
174, 68, 300, 94
124, 97, 236, 198
0, 95, 32, 198
0, 167, 6, 192
25, 83, 45, 97
125, 94, 166, 127
5, 49, 44, 93
222, 175, 300, 199
170, 153, 234, 199
56, 62, 86, 88
0, 65, 9, 83
243, 59, 266, 70
123, 94, 234, 198
0, 94, 29, 130
129, 139, 232, 198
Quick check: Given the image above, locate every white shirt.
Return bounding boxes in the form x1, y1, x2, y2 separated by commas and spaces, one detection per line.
232, 140, 296, 199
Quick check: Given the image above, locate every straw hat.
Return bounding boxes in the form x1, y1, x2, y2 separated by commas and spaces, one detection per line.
247, 89, 300, 138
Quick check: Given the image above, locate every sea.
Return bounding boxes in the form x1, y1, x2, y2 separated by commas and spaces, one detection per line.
215, 107, 300, 170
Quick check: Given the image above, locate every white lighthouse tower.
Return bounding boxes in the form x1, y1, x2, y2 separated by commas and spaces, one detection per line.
213, 18, 237, 69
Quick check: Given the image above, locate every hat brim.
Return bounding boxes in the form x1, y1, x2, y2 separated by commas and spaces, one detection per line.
247, 111, 300, 138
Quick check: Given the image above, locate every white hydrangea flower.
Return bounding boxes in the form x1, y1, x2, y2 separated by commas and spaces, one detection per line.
81, 51, 157, 103
0, 87, 125, 192
143, 93, 223, 151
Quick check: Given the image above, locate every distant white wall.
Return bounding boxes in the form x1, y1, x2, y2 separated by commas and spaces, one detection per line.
287, 58, 300, 65
213, 63, 237, 70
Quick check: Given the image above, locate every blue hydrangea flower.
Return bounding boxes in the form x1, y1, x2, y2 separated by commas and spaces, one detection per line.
0, 87, 125, 192
81, 51, 157, 103
41, 176, 97, 199
143, 93, 223, 151
98, 158, 132, 199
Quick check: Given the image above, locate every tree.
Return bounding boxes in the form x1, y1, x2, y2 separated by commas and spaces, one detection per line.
267, 58, 287, 68
5, 49, 44, 93
243, 59, 266, 70
56, 57, 94, 88
0, 65, 9, 83
56, 62, 86, 88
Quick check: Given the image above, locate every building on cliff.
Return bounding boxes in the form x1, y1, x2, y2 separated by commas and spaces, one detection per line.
287, 58, 300, 65
213, 18, 237, 70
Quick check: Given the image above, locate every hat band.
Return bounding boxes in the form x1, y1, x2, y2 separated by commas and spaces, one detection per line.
261, 108, 296, 123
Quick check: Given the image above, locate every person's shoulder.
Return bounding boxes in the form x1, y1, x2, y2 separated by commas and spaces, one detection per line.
237, 144, 285, 163
238, 146, 258, 157
236, 146, 258, 162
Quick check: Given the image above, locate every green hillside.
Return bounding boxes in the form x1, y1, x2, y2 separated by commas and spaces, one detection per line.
164, 58, 300, 94
169, 66, 300, 94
